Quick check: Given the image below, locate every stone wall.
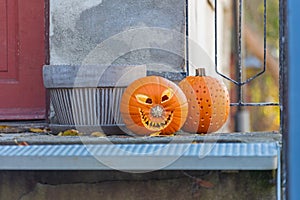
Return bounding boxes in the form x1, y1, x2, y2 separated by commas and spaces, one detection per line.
50, 0, 186, 72
49, 0, 232, 75
0, 170, 275, 200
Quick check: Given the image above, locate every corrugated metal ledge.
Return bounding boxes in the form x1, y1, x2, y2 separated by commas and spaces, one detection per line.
0, 142, 279, 170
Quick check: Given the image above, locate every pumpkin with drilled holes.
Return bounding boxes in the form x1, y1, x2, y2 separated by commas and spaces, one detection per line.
120, 76, 188, 136
179, 68, 230, 133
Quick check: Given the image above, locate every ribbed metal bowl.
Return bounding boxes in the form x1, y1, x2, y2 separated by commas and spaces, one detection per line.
49, 87, 125, 125
43, 65, 146, 128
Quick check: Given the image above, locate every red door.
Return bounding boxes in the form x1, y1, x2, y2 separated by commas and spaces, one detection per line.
0, 0, 46, 120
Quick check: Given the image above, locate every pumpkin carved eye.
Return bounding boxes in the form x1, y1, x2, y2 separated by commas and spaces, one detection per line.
161, 88, 174, 103
135, 94, 153, 105
145, 98, 153, 104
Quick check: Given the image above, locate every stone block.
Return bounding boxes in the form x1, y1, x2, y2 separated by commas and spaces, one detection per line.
50, 0, 186, 72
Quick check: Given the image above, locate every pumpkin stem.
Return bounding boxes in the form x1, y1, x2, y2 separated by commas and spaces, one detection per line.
195, 68, 206, 76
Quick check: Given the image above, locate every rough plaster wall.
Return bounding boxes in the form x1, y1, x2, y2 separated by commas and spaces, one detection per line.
0, 171, 275, 200
50, 0, 185, 72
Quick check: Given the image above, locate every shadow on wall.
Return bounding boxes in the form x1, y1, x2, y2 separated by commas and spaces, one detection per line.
50, 0, 186, 72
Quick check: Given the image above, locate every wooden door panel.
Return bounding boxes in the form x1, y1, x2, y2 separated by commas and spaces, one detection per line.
0, 0, 18, 82
0, 0, 8, 72
0, 0, 46, 120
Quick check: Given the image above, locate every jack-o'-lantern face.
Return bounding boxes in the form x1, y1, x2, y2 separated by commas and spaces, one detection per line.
135, 88, 176, 132
120, 76, 188, 136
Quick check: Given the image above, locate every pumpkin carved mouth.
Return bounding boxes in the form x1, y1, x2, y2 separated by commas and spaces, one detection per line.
139, 108, 174, 132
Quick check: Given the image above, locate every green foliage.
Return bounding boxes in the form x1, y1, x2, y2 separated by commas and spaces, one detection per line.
243, 1, 280, 131
245, 0, 279, 48
247, 72, 279, 131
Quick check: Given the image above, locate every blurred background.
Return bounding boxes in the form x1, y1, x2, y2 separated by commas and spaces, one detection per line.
225, 0, 280, 132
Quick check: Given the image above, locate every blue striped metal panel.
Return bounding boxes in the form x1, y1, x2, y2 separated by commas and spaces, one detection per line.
0, 143, 279, 170
288, 0, 300, 199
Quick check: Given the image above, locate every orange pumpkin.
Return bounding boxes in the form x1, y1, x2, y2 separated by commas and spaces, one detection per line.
120, 76, 188, 136
179, 68, 230, 133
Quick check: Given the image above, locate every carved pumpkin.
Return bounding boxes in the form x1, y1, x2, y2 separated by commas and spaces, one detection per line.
179, 68, 230, 133
120, 76, 188, 136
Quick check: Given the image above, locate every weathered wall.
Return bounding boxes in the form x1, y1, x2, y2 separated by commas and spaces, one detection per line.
50, 0, 232, 75
0, 170, 275, 200
50, 0, 185, 72
38, 2, 276, 200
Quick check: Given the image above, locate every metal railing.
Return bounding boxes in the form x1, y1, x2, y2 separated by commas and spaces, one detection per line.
214, 0, 280, 107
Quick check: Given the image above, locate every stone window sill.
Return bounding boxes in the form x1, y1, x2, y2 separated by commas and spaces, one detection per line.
0, 131, 281, 171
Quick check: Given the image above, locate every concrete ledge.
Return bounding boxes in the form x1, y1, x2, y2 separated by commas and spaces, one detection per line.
0, 131, 281, 145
